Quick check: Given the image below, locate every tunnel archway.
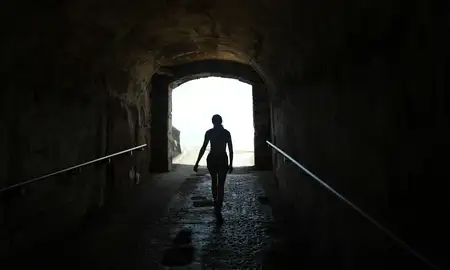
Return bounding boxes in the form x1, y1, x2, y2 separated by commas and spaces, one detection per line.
149, 60, 272, 172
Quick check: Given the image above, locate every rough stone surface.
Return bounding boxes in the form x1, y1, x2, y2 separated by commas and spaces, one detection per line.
252, 82, 272, 170
150, 74, 172, 172
270, 44, 450, 269
171, 126, 182, 159
137, 173, 274, 269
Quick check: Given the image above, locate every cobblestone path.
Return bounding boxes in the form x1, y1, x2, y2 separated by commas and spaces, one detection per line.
133, 172, 276, 269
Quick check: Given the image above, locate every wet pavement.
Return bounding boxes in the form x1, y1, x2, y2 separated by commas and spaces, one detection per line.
136, 173, 274, 269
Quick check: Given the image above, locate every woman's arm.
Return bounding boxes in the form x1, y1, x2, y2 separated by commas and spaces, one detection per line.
227, 132, 233, 172
194, 131, 209, 171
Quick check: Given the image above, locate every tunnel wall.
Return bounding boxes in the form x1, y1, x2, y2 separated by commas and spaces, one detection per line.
253, 82, 272, 170
171, 127, 182, 159
150, 74, 172, 172
1, 76, 109, 256
270, 13, 450, 270
0, 61, 153, 258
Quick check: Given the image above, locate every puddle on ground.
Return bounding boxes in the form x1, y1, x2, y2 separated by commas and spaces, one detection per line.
190, 196, 207, 201
193, 200, 214, 207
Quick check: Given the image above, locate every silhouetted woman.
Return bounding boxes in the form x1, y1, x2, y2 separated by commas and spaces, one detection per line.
193, 114, 233, 222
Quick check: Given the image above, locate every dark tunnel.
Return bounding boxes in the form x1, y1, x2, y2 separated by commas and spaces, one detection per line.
0, 0, 449, 269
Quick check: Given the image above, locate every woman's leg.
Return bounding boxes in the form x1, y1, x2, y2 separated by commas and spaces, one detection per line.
207, 155, 218, 201
210, 170, 218, 201
216, 170, 227, 211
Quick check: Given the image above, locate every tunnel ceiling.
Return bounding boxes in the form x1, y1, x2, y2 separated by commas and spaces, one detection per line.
156, 60, 263, 88
2, 0, 432, 94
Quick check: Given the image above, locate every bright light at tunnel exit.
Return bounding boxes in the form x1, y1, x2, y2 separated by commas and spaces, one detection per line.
172, 77, 254, 166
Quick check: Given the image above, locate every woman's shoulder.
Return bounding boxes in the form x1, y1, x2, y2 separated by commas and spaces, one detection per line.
207, 128, 230, 135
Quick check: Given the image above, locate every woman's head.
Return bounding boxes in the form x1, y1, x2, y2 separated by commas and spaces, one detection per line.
212, 114, 223, 127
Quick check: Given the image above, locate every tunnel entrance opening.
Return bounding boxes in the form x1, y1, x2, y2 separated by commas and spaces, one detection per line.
149, 60, 273, 173
171, 77, 255, 168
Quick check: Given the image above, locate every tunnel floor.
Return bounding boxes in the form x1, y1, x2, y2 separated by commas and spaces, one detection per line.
141, 173, 274, 269
13, 166, 300, 270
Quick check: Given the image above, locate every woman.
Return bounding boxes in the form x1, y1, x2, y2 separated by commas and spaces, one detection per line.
193, 114, 233, 222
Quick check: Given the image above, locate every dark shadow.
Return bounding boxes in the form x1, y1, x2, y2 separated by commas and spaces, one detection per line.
200, 224, 227, 268
161, 246, 195, 267
161, 228, 195, 266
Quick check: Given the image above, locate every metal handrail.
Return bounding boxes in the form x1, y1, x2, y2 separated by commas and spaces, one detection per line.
0, 144, 147, 194
266, 140, 440, 270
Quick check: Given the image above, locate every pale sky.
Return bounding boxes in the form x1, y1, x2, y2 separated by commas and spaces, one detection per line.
172, 77, 254, 151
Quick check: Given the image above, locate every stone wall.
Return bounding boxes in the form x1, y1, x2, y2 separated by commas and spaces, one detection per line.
0, 60, 153, 258
171, 127, 182, 159
106, 63, 153, 193
150, 78, 184, 170
150, 74, 172, 172
270, 16, 450, 269
252, 83, 272, 170
1, 76, 110, 256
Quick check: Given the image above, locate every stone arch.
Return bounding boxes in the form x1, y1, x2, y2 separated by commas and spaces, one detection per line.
149, 60, 272, 172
